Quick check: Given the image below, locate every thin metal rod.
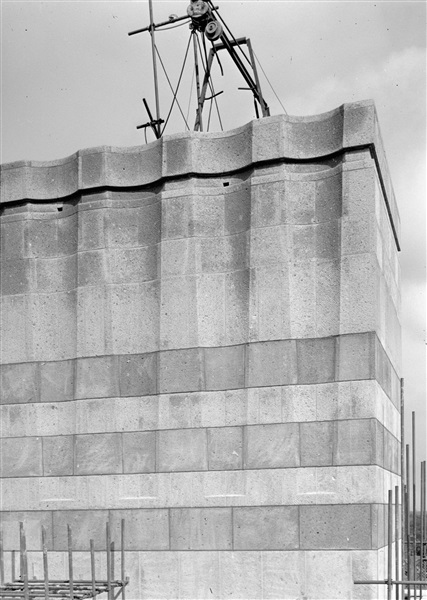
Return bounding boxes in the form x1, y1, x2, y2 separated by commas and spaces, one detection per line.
11, 551, 15, 583
192, 31, 203, 132
395, 486, 400, 600
420, 461, 425, 599
354, 581, 427, 585
19, 523, 29, 600
0, 528, 4, 586
148, 0, 161, 138
67, 524, 74, 600
41, 526, 49, 600
121, 519, 126, 600
246, 38, 269, 117
388, 489, 393, 600
401, 378, 405, 584
407, 444, 412, 596
90, 539, 96, 599
413, 412, 417, 598
106, 522, 112, 600
422, 461, 426, 598
128, 13, 189, 35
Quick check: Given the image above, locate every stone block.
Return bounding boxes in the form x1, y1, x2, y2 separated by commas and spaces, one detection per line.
286, 109, 343, 158
75, 433, 122, 475
289, 260, 316, 337
251, 180, 284, 228
160, 238, 196, 277
261, 551, 306, 600
250, 266, 291, 341
192, 193, 224, 237
164, 136, 193, 176
281, 385, 317, 422
304, 550, 354, 599
119, 353, 157, 397
300, 421, 334, 466
343, 166, 375, 218
292, 225, 316, 261
1, 258, 31, 295
196, 273, 226, 346
224, 269, 250, 345
26, 218, 58, 258
300, 504, 372, 549
35, 255, 77, 293
170, 507, 232, 549
199, 232, 247, 273
315, 220, 341, 260
109, 280, 160, 355
247, 387, 282, 425
43, 435, 74, 476
110, 509, 169, 550
78, 208, 105, 250
76, 286, 106, 357
286, 180, 315, 224
244, 423, 300, 469
160, 275, 198, 349
337, 332, 375, 381
115, 396, 159, 433
1, 219, 26, 259
333, 419, 375, 465
75, 356, 119, 400
52, 510, 109, 550
250, 225, 288, 268
137, 552, 179, 599
315, 259, 340, 337
339, 253, 377, 334
56, 211, 78, 256
296, 337, 336, 384
0, 362, 40, 404
315, 173, 342, 222
109, 245, 158, 284
40, 360, 74, 403
157, 428, 208, 472
158, 348, 204, 394
204, 345, 245, 391
224, 186, 251, 235
219, 551, 263, 599
0, 511, 53, 551
77, 250, 106, 287
208, 426, 243, 470
122, 432, 156, 474
233, 506, 299, 550
178, 551, 221, 599
0, 437, 42, 477
162, 195, 192, 240
247, 340, 297, 387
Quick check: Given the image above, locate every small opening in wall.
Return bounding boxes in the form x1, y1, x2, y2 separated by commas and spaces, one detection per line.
223, 182, 230, 187
57, 206, 63, 212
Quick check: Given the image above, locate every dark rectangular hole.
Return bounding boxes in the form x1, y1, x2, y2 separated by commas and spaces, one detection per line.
223, 182, 230, 187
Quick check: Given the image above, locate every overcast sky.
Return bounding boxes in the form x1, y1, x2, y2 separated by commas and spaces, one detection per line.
1, 0, 426, 467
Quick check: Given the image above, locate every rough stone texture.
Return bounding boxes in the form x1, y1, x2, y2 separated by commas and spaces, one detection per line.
0, 101, 401, 599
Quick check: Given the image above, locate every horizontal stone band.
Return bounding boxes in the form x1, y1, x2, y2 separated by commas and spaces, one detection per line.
1, 332, 400, 408
0, 503, 394, 552
0, 417, 400, 479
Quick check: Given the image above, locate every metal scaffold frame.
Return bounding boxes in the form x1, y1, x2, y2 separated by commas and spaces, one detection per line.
0, 521, 128, 600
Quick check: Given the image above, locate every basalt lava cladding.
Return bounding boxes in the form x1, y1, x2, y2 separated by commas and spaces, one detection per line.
0, 101, 401, 599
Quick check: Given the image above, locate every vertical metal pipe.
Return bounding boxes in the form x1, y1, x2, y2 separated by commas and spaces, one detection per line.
412, 412, 417, 598
406, 445, 412, 599
395, 486, 400, 600
11, 550, 15, 583
0, 527, 4, 585
148, 0, 161, 137
192, 30, 203, 132
19, 523, 29, 600
419, 462, 424, 599
67, 524, 74, 600
121, 519, 126, 600
41, 526, 49, 600
401, 378, 405, 577
90, 539, 96, 598
388, 489, 393, 600
106, 522, 112, 600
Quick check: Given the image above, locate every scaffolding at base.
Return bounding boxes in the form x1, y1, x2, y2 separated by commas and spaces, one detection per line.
0, 521, 128, 600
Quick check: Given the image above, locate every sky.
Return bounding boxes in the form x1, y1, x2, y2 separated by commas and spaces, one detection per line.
1, 0, 426, 473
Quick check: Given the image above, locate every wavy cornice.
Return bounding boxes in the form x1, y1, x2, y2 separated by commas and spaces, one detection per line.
0, 100, 400, 248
